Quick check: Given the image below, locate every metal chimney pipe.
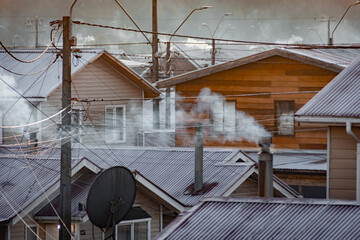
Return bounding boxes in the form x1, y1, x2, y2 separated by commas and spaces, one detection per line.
258, 136, 273, 197
194, 123, 204, 192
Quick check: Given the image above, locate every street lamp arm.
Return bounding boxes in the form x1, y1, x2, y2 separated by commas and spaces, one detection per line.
169, 9, 197, 43
69, 0, 78, 38
202, 23, 213, 38
331, 1, 360, 39
213, 13, 231, 37
169, 6, 212, 43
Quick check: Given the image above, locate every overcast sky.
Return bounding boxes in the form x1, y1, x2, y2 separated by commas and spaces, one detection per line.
1, 0, 360, 52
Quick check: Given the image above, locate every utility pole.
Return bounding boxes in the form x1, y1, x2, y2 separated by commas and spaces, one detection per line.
152, 0, 159, 83
60, 16, 72, 240
321, 17, 335, 45
26, 16, 43, 48
211, 39, 216, 65
152, 0, 160, 129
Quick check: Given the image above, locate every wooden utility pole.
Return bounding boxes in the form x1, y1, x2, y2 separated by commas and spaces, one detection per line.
60, 16, 72, 240
152, 0, 160, 129
211, 39, 216, 65
152, 0, 158, 83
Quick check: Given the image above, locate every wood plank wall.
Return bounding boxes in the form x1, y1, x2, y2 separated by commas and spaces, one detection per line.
175, 56, 337, 149
329, 126, 360, 200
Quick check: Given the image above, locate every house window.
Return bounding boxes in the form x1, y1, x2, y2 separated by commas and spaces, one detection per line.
275, 101, 295, 136
210, 101, 236, 133
116, 219, 151, 240
25, 225, 38, 240
71, 108, 84, 143
105, 106, 126, 143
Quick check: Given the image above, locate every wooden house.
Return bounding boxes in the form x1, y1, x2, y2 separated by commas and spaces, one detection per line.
0, 49, 160, 149
156, 47, 360, 150
0, 147, 298, 240
296, 55, 360, 200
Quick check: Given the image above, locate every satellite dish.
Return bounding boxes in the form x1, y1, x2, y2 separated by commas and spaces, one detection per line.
87, 166, 136, 229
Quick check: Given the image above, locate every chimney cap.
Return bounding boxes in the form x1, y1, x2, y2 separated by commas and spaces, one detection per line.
259, 136, 272, 153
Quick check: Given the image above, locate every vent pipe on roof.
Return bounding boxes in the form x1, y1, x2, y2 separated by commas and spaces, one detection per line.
258, 136, 273, 197
194, 123, 204, 192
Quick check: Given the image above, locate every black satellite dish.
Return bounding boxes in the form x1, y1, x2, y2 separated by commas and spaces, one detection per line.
87, 166, 136, 229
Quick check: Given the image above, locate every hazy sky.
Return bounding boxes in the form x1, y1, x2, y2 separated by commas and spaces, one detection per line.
1, 0, 360, 52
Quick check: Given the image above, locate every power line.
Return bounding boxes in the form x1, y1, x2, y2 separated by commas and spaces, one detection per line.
72, 20, 344, 48
0, 26, 61, 63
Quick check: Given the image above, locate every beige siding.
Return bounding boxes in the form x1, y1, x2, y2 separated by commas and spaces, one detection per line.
10, 221, 24, 240
230, 179, 258, 197
329, 126, 360, 200
79, 221, 103, 240
134, 190, 161, 239
39, 57, 144, 147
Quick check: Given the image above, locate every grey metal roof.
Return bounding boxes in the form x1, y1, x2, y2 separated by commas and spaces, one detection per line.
0, 155, 81, 221
245, 150, 326, 172
72, 147, 254, 207
296, 55, 360, 118
156, 197, 360, 240
0, 147, 254, 221
0, 49, 103, 98
284, 48, 360, 68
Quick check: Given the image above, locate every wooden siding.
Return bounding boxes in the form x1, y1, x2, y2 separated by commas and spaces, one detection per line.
39, 56, 144, 147
175, 56, 336, 149
329, 126, 360, 200
275, 173, 326, 187
9, 216, 47, 240
230, 179, 258, 197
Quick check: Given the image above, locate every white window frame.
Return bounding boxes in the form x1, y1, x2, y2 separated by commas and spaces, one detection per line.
275, 101, 295, 136
25, 224, 39, 240
114, 218, 151, 240
105, 105, 126, 143
211, 100, 236, 133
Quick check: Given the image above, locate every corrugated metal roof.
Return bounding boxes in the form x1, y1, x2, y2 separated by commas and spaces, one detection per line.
0, 147, 254, 221
157, 197, 360, 240
75, 147, 253, 207
0, 49, 103, 98
0, 156, 81, 220
296, 55, 360, 117
245, 150, 326, 172
284, 48, 360, 68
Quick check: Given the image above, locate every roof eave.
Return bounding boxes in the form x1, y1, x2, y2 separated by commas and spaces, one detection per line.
295, 116, 360, 125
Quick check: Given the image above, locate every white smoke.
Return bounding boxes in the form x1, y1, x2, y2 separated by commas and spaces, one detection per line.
0, 70, 33, 130
177, 87, 271, 144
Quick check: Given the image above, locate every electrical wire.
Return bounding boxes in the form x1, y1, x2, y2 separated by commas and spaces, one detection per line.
0, 52, 60, 76
0, 25, 61, 63
71, 20, 359, 48
0, 107, 67, 129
